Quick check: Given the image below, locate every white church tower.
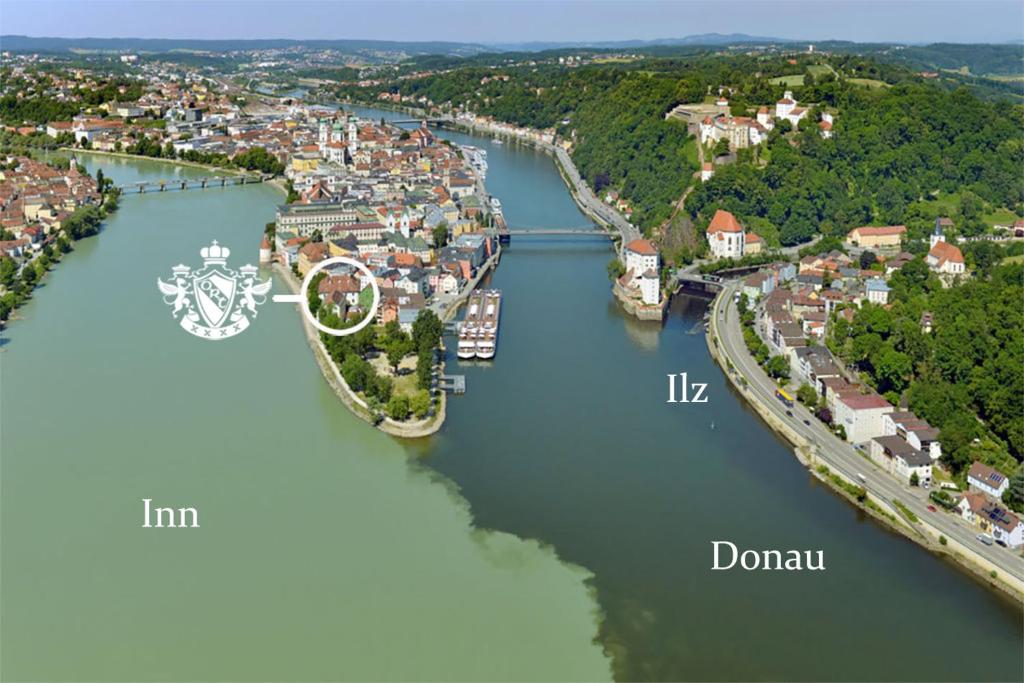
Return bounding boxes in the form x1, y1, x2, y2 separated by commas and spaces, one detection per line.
347, 120, 359, 154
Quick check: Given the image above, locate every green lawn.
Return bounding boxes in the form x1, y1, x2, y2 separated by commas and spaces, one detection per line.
769, 74, 805, 87
982, 207, 1019, 227
848, 78, 890, 89
683, 136, 699, 169
807, 64, 834, 78
914, 193, 1019, 229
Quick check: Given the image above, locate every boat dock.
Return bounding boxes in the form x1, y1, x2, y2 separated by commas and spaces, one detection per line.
439, 374, 466, 394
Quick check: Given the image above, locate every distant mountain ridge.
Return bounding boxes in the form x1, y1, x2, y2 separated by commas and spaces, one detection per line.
0, 32, 797, 56
0, 35, 491, 56
487, 33, 796, 50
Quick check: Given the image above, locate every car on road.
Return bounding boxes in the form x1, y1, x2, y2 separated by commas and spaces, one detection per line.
786, 410, 793, 417
996, 539, 1008, 548
927, 505, 937, 512
857, 473, 867, 483
977, 534, 994, 546
802, 419, 810, 426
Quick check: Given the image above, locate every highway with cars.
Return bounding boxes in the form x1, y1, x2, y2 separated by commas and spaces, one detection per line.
710, 280, 1024, 583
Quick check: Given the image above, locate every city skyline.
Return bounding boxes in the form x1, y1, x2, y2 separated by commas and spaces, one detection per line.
2, 0, 1023, 45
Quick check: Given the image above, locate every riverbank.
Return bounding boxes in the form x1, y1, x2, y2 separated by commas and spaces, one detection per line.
273, 262, 445, 439
60, 148, 249, 175
704, 287, 1024, 603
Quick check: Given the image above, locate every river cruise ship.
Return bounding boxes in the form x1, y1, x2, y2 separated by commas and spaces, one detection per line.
475, 290, 502, 360
458, 291, 485, 359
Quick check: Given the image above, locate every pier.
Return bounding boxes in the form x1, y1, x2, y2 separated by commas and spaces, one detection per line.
439, 374, 466, 394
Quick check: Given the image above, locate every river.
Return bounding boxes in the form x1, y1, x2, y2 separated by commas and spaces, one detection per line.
1, 115, 1021, 682
354, 106, 1024, 681
0, 155, 610, 681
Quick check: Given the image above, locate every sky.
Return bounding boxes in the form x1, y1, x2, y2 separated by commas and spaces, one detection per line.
1, 0, 1022, 45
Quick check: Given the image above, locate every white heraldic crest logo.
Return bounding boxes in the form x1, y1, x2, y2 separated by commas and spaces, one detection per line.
157, 241, 272, 340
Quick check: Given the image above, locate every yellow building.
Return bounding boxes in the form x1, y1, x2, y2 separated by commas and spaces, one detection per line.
846, 225, 906, 249
291, 155, 319, 173
328, 240, 356, 258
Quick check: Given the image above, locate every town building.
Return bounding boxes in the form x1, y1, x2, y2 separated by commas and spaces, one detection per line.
845, 225, 906, 250
967, 461, 1010, 499
706, 209, 745, 260
869, 436, 933, 486
834, 392, 893, 443
621, 239, 661, 306
958, 492, 1024, 548
926, 222, 965, 279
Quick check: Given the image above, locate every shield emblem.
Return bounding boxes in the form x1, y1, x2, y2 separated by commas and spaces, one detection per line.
192, 270, 236, 328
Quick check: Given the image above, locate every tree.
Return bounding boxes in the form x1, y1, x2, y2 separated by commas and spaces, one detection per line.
797, 383, 818, 406
340, 355, 370, 392
432, 222, 449, 247
410, 390, 431, 419
386, 341, 408, 372
351, 325, 377, 356
411, 309, 443, 351
1003, 464, 1024, 513
307, 272, 326, 317
910, 472, 920, 487
386, 394, 410, 420
416, 349, 433, 390
765, 355, 790, 380
607, 258, 625, 281
859, 250, 877, 269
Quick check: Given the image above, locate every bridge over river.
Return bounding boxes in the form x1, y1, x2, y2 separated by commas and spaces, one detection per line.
505, 228, 613, 238
117, 173, 274, 194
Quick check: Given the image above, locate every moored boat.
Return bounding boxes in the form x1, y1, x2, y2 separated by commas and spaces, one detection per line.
475, 289, 501, 360
458, 290, 486, 359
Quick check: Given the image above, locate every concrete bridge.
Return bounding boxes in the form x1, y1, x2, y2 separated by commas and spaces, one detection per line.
505, 228, 613, 238
390, 118, 451, 126
117, 173, 273, 194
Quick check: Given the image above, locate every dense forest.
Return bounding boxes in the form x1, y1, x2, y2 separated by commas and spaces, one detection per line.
686, 82, 1024, 245
827, 258, 1023, 483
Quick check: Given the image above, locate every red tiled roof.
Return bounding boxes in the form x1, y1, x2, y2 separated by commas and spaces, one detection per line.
708, 209, 743, 234
625, 238, 657, 255
928, 240, 964, 265
849, 225, 906, 238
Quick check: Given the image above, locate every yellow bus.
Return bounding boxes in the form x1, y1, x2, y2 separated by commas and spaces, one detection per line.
775, 388, 794, 408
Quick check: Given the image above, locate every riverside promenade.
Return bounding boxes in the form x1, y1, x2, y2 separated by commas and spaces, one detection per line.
706, 280, 1024, 600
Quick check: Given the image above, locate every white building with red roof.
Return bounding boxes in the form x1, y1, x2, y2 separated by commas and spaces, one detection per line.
707, 209, 746, 260
926, 223, 965, 278
623, 239, 661, 306
776, 90, 808, 127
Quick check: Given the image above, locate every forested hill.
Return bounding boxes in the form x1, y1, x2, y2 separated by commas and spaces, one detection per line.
686, 82, 1024, 246
338, 50, 1022, 237
828, 259, 1023, 490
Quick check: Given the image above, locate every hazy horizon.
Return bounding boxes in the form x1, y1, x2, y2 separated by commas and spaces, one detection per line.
1, 1, 1022, 46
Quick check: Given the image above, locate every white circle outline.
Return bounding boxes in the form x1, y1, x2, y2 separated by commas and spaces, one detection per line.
299, 256, 380, 336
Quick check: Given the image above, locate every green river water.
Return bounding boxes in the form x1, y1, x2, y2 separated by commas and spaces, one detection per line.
2, 123, 1022, 682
